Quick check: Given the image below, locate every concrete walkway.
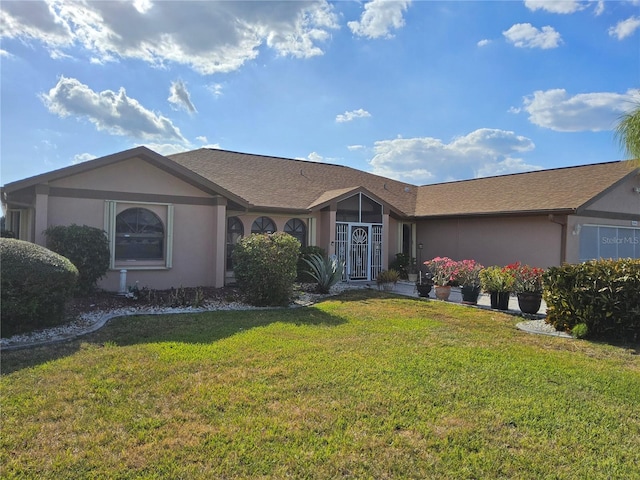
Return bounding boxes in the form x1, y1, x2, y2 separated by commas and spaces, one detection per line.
363, 281, 547, 316
393, 281, 547, 317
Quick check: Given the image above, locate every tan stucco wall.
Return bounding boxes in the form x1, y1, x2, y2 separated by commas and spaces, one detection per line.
32, 157, 229, 290
50, 157, 210, 197
584, 173, 640, 215
417, 215, 563, 268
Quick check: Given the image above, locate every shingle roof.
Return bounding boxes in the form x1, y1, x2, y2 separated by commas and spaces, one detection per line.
168, 148, 418, 214
414, 160, 638, 217
3, 146, 635, 220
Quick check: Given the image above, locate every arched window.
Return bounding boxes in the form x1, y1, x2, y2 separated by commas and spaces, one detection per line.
285, 218, 307, 247
251, 216, 276, 234
115, 208, 164, 260
226, 216, 244, 270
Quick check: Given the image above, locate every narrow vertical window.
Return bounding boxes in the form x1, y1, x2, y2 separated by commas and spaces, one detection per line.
227, 216, 244, 270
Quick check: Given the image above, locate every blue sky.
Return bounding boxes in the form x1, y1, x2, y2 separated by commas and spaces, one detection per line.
1, 0, 639, 186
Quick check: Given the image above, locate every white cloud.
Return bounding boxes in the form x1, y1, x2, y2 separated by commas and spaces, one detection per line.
306, 152, 325, 162
207, 83, 223, 98
168, 79, 197, 114
137, 143, 190, 156
0, 0, 339, 74
524, 0, 587, 14
608, 16, 640, 40
368, 129, 537, 184
594, 1, 605, 16
503, 23, 562, 49
517, 88, 640, 132
196, 136, 208, 143
348, 0, 411, 39
347, 144, 365, 151
336, 108, 371, 123
72, 152, 97, 165
477, 39, 491, 47
41, 76, 187, 142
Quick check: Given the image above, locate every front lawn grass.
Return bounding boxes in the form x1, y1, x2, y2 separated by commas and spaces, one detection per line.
2, 290, 639, 479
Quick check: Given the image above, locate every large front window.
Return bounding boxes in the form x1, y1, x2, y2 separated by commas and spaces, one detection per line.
579, 225, 640, 261
115, 208, 164, 260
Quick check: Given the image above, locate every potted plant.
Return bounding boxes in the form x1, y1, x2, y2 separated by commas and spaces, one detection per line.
424, 256, 459, 301
376, 269, 400, 291
415, 270, 434, 297
479, 265, 515, 310
454, 259, 484, 305
509, 262, 545, 314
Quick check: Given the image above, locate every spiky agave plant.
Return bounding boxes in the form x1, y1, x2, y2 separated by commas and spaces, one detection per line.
302, 253, 345, 294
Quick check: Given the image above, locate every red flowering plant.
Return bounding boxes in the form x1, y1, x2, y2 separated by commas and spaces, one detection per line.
506, 262, 545, 294
424, 256, 459, 286
454, 259, 485, 288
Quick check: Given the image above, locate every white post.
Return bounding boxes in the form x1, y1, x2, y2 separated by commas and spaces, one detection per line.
119, 269, 127, 294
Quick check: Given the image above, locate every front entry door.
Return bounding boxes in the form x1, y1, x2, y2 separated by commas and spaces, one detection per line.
349, 225, 369, 280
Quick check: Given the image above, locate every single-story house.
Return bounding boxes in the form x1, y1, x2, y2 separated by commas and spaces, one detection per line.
2, 146, 639, 291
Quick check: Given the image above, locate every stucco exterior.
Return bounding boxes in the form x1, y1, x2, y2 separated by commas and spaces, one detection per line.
2, 146, 638, 291
416, 215, 564, 269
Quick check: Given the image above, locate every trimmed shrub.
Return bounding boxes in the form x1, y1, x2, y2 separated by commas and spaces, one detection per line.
233, 233, 300, 306
302, 253, 345, 294
543, 259, 640, 342
1, 238, 78, 337
44, 224, 110, 295
297, 245, 325, 282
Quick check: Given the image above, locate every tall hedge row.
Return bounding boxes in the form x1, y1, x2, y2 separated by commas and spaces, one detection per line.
232, 233, 300, 306
544, 259, 640, 341
1, 238, 79, 337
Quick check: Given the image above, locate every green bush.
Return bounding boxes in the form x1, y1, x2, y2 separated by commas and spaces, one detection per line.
233, 233, 300, 306
297, 245, 325, 282
376, 269, 401, 285
1, 238, 79, 337
544, 259, 640, 342
302, 253, 345, 294
44, 224, 110, 295
390, 253, 412, 279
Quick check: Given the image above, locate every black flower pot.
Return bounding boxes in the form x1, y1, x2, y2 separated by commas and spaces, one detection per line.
517, 292, 542, 314
416, 283, 432, 297
490, 291, 511, 310
460, 285, 481, 304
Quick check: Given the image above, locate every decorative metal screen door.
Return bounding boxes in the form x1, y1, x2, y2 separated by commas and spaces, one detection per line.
349, 225, 369, 280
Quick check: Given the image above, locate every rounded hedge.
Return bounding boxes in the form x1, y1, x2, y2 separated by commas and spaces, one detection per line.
1, 238, 79, 337
233, 233, 300, 306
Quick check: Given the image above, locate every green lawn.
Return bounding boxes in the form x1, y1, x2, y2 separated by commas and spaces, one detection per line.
2, 290, 639, 479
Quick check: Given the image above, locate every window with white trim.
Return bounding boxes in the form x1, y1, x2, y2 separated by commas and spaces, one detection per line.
105, 201, 173, 269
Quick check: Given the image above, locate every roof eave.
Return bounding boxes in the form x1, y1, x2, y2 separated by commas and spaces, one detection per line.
413, 208, 577, 219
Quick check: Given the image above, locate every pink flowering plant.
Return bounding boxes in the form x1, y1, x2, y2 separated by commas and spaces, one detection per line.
454, 259, 485, 287
424, 256, 459, 286
506, 262, 545, 293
